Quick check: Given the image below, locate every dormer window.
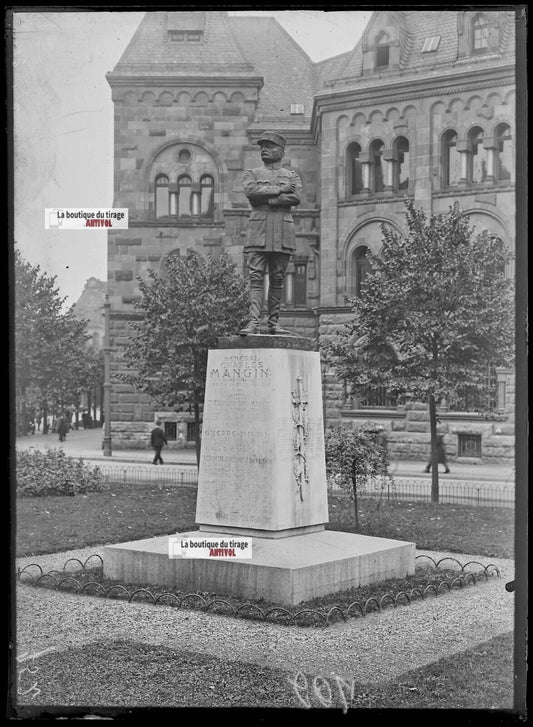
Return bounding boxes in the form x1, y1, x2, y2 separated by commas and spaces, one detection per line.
472, 14, 489, 52
375, 32, 390, 68
169, 30, 202, 42
421, 36, 441, 53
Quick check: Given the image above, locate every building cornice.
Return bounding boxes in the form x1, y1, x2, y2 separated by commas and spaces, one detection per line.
311, 63, 515, 135
106, 73, 264, 90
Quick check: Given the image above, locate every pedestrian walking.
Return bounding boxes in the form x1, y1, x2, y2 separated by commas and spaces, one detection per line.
150, 421, 168, 465
57, 415, 68, 443
424, 433, 450, 473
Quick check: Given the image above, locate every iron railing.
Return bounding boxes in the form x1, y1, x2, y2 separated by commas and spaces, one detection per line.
328, 477, 514, 508
97, 464, 198, 487
96, 465, 513, 508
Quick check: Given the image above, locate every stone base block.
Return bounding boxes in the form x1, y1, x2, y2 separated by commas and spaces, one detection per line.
103, 530, 415, 606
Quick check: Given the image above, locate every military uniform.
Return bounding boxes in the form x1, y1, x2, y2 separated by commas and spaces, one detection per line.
243, 164, 301, 253
240, 131, 302, 335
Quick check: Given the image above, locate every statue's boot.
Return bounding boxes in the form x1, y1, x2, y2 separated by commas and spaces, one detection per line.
239, 286, 263, 335
267, 285, 292, 335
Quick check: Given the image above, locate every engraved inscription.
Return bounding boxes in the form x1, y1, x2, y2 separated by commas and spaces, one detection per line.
292, 375, 309, 502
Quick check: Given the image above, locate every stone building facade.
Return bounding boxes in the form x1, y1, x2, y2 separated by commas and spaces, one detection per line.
107, 10, 516, 461
73, 277, 106, 350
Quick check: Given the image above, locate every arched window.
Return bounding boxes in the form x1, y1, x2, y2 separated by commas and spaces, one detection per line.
177, 175, 192, 218
370, 139, 385, 193
495, 123, 513, 182
346, 142, 363, 195
468, 126, 488, 183
199, 175, 215, 218
394, 136, 410, 190
375, 32, 390, 68
472, 14, 489, 52
351, 245, 372, 297
442, 130, 461, 187
155, 175, 169, 218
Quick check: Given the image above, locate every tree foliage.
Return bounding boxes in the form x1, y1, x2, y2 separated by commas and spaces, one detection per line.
327, 201, 514, 501
122, 249, 249, 464
325, 425, 391, 530
14, 248, 91, 433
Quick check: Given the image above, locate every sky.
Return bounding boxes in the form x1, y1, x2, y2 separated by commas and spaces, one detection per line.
12, 10, 371, 307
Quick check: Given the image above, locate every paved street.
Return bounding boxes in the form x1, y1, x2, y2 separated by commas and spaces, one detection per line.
15, 427, 514, 483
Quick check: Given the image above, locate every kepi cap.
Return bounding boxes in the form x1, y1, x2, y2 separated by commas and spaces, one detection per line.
257, 131, 286, 149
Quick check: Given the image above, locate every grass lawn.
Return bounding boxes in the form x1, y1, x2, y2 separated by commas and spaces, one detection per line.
16, 632, 513, 710
15, 482, 517, 713
16, 482, 514, 559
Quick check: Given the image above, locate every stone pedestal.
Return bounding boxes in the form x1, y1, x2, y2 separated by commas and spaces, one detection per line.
195, 335, 328, 536
103, 335, 415, 606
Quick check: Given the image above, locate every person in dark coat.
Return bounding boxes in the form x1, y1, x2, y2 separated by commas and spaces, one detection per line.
150, 421, 168, 465
424, 433, 450, 473
239, 131, 302, 336
57, 416, 68, 442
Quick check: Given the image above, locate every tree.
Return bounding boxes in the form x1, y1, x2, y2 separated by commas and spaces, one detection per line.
325, 425, 391, 530
327, 201, 514, 502
122, 249, 249, 466
14, 249, 90, 434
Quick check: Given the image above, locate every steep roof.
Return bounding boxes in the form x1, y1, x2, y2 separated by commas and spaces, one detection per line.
227, 16, 316, 126
316, 10, 516, 92
112, 11, 254, 76
111, 11, 516, 111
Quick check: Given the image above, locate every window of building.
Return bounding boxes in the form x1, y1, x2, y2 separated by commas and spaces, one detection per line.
421, 36, 440, 53
169, 30, 202, 42
178, 175, 192, 218
469, 126, 488, 183
351, 245, 372, 297
449, 363, 497, 412
293, 263, 307, 305
187, 422, 197, 442
178, 148, 192, 163
495, 123, 513, 181
375, 32, 390, 67
370, 139, 385, 192
394, 136, 410, 190
199, 175, 215, 218
152, 150, 216, 221
290, 104, 304, 115
346, 142, 363, 195
155, 175, 170, 218
442, 130, 461, 187
360, 386, 397, 408
284, 263, 307, 306
472, 14, 489, 52
164, 421, 177, 441
458, 433, 482, 457
358, 343, 398, 408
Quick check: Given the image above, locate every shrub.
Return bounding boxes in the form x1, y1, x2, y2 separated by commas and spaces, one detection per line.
16, 448, 108, 497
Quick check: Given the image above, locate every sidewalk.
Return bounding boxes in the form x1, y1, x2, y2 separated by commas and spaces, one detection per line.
14, 428, 514, 483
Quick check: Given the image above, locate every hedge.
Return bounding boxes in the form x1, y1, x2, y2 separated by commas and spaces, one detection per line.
16, 448, 107, 497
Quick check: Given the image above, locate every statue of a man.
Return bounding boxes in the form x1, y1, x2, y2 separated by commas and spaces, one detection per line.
239, 131, 302, 335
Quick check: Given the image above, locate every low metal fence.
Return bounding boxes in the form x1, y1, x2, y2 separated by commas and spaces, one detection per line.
96, 465, 513, 507
97, 464, 198, 488
328, 477, 514, 509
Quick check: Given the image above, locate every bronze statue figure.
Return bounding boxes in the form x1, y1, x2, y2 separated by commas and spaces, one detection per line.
240, 131, 302, 336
